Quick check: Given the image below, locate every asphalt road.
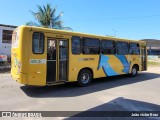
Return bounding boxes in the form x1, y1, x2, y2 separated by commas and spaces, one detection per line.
0, 67, 160, 120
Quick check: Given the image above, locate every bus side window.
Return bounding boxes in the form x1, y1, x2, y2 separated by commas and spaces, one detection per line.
72, 36, 81, 54
130, 43, 140, 55
82, 38, 100, 54
32, 32, 44, 54
116, 41, 129, 55
101, 40, 116, 54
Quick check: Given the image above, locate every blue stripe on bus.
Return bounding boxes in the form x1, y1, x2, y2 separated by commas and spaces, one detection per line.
98, 54, 118, 76
98, 54, 130, 76
115, 55, 130, 73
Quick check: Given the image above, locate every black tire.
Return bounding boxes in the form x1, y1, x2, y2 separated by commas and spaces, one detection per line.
130, 65, 138, 77
77, 69, 92, 87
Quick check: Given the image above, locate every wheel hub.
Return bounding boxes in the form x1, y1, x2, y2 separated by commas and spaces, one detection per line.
82, 73, 89, 84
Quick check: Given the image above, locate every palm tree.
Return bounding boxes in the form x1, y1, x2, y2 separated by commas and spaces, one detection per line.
26, 4, 72, 30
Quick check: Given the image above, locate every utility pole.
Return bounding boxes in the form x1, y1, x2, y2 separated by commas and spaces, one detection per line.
112, 29, 117, 37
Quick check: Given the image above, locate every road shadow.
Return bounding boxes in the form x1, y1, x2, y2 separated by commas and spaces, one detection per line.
66, 97, 160, 120
20, 72, 160, 98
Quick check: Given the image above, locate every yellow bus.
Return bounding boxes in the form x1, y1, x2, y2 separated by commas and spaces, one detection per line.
11, 26, 147, 86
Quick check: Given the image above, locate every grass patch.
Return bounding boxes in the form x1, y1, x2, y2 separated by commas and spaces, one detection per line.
148, 61, 160, 67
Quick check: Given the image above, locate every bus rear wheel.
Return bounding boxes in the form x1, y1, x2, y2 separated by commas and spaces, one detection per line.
77, 69, 92, 87
130, 65, 138, 77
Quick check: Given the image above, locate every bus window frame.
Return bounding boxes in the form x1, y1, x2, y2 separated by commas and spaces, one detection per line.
82, 37, 100, 55
116, 41, 129, 55
71, 36, 82, 55
129, 42, 140, 55
100, 39, 116, 55
32, 32, 45, 54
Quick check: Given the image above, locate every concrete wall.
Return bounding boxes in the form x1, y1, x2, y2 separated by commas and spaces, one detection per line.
0, 26, 16, 56
148, 55, 159, 61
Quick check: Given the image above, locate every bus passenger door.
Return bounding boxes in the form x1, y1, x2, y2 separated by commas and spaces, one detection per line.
58, 40, 68, 81
47, 39, 57, 82
141, 46, 147, 71
47, 38, 68, 83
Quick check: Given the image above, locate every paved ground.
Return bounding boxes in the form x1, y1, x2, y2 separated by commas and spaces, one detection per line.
0, 67, 160, 120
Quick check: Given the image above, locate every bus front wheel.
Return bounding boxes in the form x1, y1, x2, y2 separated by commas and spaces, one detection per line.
77, 69, 92, 87
130, 65, 138, 77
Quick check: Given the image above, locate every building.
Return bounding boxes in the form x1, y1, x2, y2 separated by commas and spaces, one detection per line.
141, 39, 160, 55
0, 24, 17, 59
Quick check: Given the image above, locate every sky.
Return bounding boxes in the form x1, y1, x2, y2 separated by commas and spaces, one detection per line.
0, 0, 160, 40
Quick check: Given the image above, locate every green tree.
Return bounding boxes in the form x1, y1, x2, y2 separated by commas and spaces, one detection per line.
26, 4, 72, 30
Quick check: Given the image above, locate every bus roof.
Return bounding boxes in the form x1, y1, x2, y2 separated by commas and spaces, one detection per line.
19, 25, 146, 45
